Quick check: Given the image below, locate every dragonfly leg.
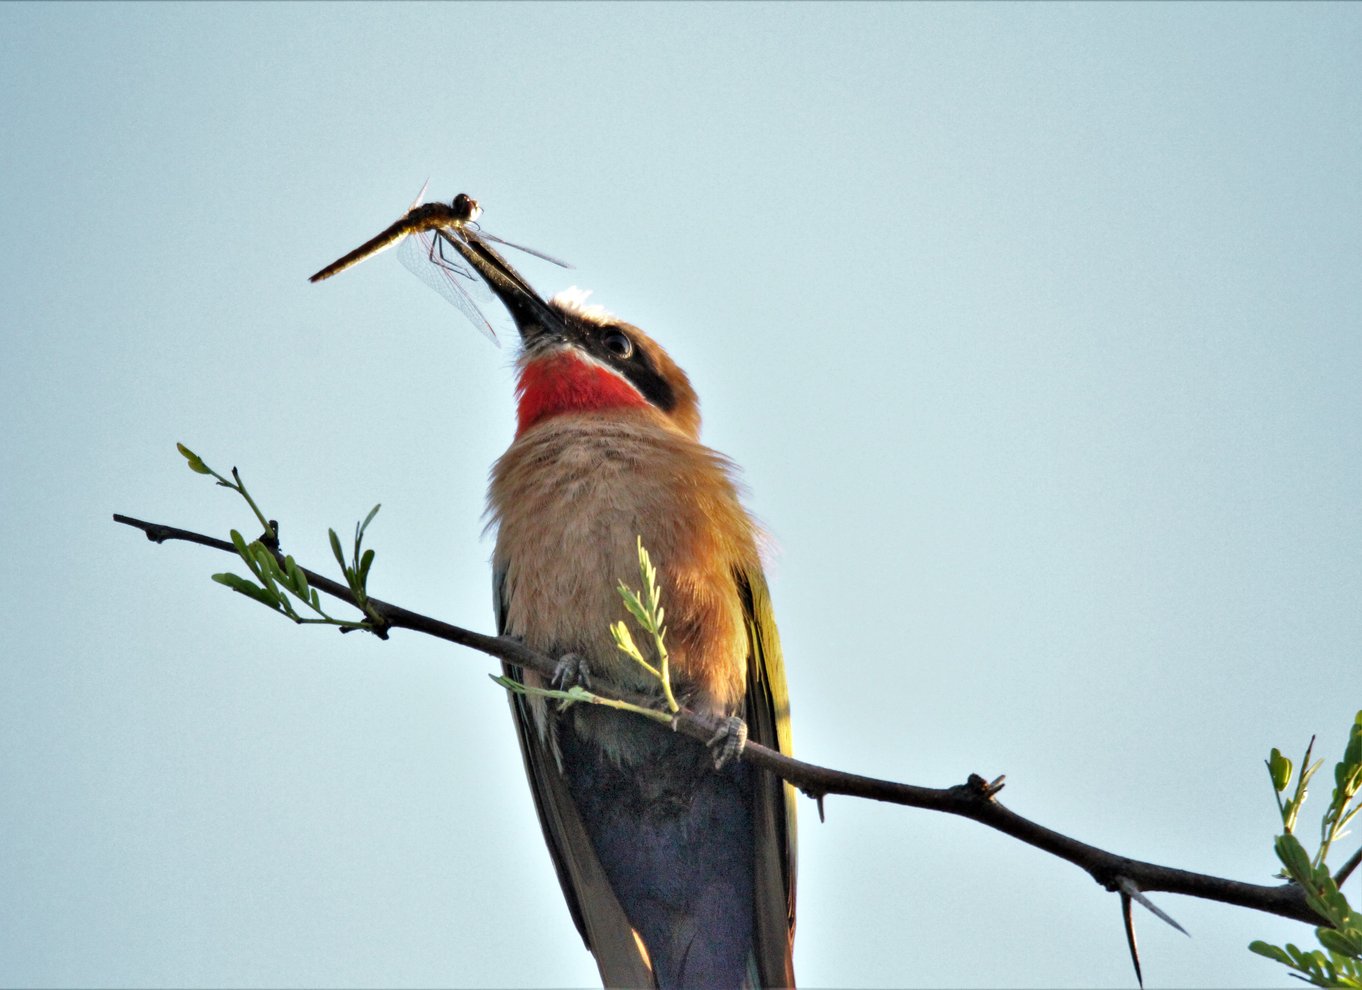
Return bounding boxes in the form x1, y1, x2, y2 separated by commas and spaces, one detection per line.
432, 231, 477, 282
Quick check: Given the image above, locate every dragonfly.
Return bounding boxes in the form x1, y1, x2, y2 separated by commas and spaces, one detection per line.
308, 182, 570, 345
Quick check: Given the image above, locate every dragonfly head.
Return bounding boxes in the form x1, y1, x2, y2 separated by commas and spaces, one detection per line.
451, 193, 482, 224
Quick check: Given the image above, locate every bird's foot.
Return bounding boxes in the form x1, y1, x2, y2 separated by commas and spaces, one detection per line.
551, 652, 592, 693
706, 715, 748, 769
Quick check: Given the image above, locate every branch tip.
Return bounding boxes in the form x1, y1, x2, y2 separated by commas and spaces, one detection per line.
963, 772, 1006, 800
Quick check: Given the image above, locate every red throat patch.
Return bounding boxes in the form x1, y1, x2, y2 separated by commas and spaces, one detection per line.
515, 351, 647, 436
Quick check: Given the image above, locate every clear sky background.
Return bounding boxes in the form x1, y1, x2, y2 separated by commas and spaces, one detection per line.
2, 3, 1359, 987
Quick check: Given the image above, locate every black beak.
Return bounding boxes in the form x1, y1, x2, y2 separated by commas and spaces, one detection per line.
436, 231, 565, 347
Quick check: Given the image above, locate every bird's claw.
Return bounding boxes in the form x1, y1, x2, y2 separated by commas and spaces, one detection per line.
551, 652, 592, 692
707, 715, 748, 769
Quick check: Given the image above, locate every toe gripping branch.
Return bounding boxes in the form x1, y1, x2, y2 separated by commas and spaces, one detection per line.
706, 715, 748, 770
551, 652, 592, 693
550, 646, 746, 770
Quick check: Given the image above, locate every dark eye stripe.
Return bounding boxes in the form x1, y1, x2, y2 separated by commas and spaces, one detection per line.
588, 325, 675, 413
629, 363, 676, 412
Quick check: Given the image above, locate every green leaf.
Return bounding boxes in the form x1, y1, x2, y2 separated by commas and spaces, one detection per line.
1248, 940, 1293, 966
491, 673, 527, 694
1277, 833, 1314, 879
617, 582, 650, 626
1316, 882, 1354, 927
230, 530, 266, 581
177, 442, 212, 475
252, 546, 283, 597
329, 528, 345, 572
1271, 748, 1294, 792
283, 555, 308, 597
251, 550, 295, 617
212, 572, 283, 611
358, 547, 375, 586
359, 503, 382, 539
612, 623, 642, 661
1285, 942, 1316, 968
1317, 926, 1362, 957
1345, 713, 1362, 761
253, 543, 279, 572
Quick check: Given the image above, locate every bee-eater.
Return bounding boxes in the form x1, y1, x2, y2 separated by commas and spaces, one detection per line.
450, 234, 797, 988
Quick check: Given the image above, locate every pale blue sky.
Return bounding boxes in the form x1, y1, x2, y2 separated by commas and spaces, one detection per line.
2, 3, 1360, 987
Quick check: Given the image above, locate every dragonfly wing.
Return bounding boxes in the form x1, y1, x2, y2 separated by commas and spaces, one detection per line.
408, 179, 430, 211
476, 229, 573, 269
396, 227, 501, 346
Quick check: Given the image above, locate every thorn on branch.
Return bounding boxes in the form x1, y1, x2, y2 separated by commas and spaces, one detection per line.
797, 786, 828, 823
1117, 876, 1189, 937
1120, 890, 1144, 988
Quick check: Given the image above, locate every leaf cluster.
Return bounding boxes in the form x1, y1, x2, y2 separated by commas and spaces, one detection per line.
610, 536, 678, 714
1251, 712, 1362, 987
178, 443, 383, 634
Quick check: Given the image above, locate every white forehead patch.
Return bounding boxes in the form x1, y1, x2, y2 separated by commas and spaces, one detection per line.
549, 286, 618, 325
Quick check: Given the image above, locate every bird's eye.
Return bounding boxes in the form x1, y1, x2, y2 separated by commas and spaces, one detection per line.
602, 329, 633, 359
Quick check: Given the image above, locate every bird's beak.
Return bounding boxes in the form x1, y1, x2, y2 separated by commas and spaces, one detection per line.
437, 232, 565, 347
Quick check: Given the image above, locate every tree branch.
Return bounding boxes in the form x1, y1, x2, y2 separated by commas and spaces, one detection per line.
112, 512, 1326, 928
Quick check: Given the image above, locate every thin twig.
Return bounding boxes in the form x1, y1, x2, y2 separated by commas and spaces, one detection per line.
1335, 845, 1362, 888
113, 511, 1330, 927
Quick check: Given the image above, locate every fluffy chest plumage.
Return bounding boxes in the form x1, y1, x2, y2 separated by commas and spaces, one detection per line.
488, 413, 760, 731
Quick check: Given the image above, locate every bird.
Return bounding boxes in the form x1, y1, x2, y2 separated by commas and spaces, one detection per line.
445, 232, 797, 987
